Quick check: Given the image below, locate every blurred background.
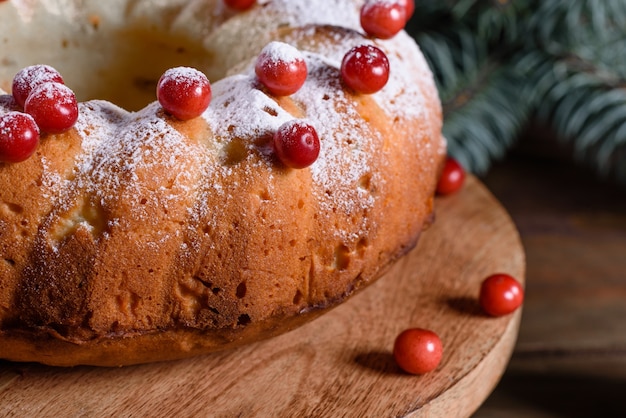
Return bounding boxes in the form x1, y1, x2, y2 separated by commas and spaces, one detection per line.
407, 1, 626, 416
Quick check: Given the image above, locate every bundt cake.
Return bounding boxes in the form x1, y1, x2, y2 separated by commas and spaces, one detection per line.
0, 0, 445, 366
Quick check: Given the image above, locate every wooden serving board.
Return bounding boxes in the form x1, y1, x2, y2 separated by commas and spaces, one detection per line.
0, 176, 525, 417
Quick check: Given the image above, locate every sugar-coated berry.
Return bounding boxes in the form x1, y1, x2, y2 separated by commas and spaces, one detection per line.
479, 273, 524, 317
157, 67, 212, 121
361, 0, 407, 39
0, 112, 40, 163
24, 82, 78, 134
393, 328, 443, 375
12, 65, 64, 108
255, 42, 308, 96
274, 120, 320, 169
223, 0, 256, 11
436, 157, 465, 195
341, 44, 390, 94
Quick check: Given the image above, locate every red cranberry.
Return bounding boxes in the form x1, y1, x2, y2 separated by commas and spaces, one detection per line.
0, 112, 40, 163
255, 42, 308, 96
398, 0, 415, 21
480, 273, 525, 317
360, 0, 407, 39
24, 82, 78, 134
224, 0, 256, 11
393, 328, 443, 375
341, 44, 390, 94
12, 65, 64, 108
436, 157, 465, 195
274, 120, 320, 169
157, 67, 212, 121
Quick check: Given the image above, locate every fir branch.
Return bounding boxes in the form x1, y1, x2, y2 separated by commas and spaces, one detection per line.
527, 0, 626, 57
523, 49, 626, 183
443, 62, 533, 174
408, 0, 626, 185
414, 28, 489, 105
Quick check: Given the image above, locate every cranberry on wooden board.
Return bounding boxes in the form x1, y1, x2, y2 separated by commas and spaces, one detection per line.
479, 273, 524, 317
437, 157, 465, 195
157, 67, 212, 121
0, 112, 40, 163
393, 328, 443, 375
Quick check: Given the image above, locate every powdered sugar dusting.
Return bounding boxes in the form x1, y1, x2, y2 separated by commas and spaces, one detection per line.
160, 66, 208, 86
70, 101, 210, 236
204, 74, 293, 141
294, 56, 375, 217
259, 41, 305, 65
261, 0, 361, 32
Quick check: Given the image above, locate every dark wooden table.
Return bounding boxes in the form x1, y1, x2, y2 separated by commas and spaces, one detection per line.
472, 131, 626, 417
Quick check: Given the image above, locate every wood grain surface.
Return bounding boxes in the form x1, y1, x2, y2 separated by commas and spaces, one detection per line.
474, 137, 626, 418
0, 176, 525, 418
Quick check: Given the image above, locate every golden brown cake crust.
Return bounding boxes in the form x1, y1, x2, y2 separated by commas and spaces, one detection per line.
0, 0, 445, 366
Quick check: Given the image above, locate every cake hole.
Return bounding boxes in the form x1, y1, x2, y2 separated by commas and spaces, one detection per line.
358, 173, 372, 191
237, 313, 251, 326
297, 199, 304, 209
333, 244, 351, 271
4, 259, 15, 267
258, 189, 271, 201
357, 238, 369, 255
289, 239, 297, 247
195, 276, 213, 289
221, 137, 248, 165
14, 25, 214, 111
236, 282, 247, 299
6, 202, 23, 214
51, 197, 106, 241
139, 198, 148, 205
293, 290, 303, 305
1, 26, 214, 111
209, 306, 220, 315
